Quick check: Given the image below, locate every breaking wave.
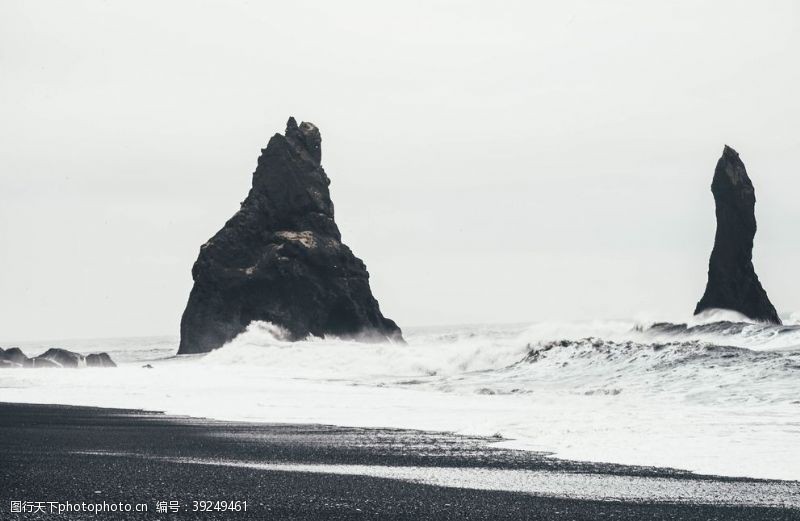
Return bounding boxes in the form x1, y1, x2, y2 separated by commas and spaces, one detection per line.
203, 317, 800, 407
3, 313, 800, 480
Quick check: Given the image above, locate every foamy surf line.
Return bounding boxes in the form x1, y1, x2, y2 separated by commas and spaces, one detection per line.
3, 379, 798, 482
4, 319, 800, 481
71, 451, 800, 509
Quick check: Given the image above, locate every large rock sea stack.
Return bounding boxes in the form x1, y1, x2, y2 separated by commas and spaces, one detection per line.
178, 118, 403, 354
694, 145, 781, 324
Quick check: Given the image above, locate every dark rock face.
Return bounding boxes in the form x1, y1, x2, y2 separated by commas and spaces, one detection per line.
30, 357, 60, 368
35, 348, 83, 368
0, 347, 29, 367
0, 347, 116, 369
178, 118, 403, 354
86, 353, 117, 367
694, 146, 781, 324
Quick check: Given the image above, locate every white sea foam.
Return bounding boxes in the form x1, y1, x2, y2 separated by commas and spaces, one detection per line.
1, 317, 799, 481
71, 452, 800, 508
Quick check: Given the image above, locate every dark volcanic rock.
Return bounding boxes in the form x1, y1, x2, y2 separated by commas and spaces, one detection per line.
86, 352, 117, 367
694, 145, 781, 324
0, 347, 116, 369
0, 347, 30, 367
178, 118, 403, 354
30, 357, 60, 368
34, 348, 83, 368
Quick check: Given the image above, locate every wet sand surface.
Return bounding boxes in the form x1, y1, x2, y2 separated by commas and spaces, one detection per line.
1, 402, 798, 520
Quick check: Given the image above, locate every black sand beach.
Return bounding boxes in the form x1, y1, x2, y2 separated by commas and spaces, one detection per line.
1, 402, 798, 520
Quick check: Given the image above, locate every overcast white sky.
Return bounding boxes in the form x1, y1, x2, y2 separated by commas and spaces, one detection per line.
1, 0, 799, 341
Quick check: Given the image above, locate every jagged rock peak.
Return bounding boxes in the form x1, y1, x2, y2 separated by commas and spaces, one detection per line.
715, 145, 753, 191
722, 144, 738, 158
285, 117, 322, 163
694, 145, 781, 325
178, 118, 403, 354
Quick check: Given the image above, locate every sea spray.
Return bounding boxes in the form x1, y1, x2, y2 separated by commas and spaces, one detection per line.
2, 317, 799, 480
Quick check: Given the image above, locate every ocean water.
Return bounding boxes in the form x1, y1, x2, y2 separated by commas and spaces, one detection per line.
2, 310, 799, 481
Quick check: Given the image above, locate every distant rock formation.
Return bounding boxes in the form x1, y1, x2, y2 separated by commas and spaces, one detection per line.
178, 118, 403, 354
86, 352, 116, 367
35, 348, 83, 368
0, 347, 117, 368
694, 145, 781, 324
0, 347, 28, 368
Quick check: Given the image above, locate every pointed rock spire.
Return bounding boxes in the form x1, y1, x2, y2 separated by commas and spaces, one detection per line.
694, 145, 781, 324
178, 118, 402, 354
